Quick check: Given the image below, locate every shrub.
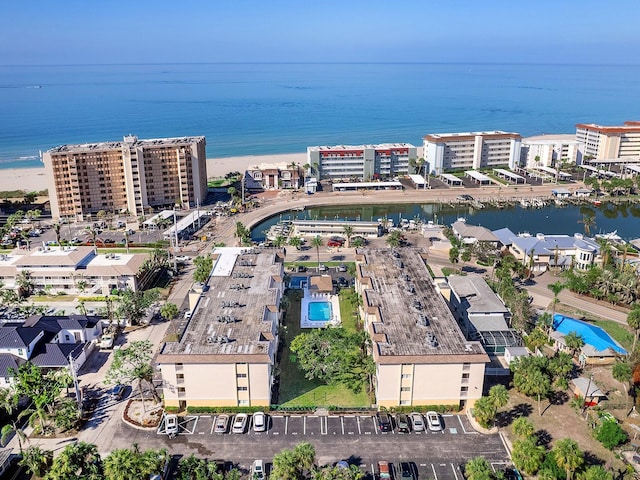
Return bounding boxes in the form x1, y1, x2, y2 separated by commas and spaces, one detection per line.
595, 420, 628, 449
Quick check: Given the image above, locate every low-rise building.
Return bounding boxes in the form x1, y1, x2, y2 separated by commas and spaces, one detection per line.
451, 220, 499, 246
157, 247, 285, 409
307, 144, 416, 180
423, 131, 521, 174
244, 162, 303, 191
0, 246, 149, 296
520, 134, 581, 168
355, 248, 488, 409
576, 121, 640, 160
508, 233, 601, 272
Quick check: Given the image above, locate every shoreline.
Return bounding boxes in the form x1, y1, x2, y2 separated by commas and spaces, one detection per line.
0, 152, 309, 193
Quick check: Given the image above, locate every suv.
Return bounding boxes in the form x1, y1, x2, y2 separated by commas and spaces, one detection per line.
400, 462, 415, 480
396, 413, 410, 433
377, 412, 392, 432
251, 460, 265, 480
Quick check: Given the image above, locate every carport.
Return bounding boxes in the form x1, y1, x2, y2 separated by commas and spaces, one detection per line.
464, 170, 492, 185
493, 168, 525, 184
440, 173, 463, 186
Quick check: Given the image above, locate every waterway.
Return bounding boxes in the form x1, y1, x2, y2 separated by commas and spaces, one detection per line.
251, 201, 640, 242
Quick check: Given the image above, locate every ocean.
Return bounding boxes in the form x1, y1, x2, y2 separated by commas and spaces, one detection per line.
1, 63, 640, 169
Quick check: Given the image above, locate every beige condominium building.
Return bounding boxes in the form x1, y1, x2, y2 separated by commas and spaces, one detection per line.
355, 248, 489, 409
576, 121, 640, 160
307, 143, 416, 180
42, 135, 207, 220
423, 131, 522, 175
520, 134, 581, 168
157, 247, 285, 409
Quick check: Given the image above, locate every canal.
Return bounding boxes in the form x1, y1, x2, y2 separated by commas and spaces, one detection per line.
251, 201, 640, 242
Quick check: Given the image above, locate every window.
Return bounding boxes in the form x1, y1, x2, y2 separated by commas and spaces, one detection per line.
401, 373, 411, 379
238, 400, 249, 406
176, 374, 184, 380
178, 387, 185, 393
399, 400, 409, 405
237, 373, 247, 378
461, 386, 468, 392
237, 386, 248, 391
462, 373, 470, 380
18, 349, 23, 356
400, 387, 411, 392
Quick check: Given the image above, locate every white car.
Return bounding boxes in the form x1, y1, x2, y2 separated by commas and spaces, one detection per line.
232, 413, 248, 433
426, 411, 442, 432
251, 460, 265, 479
165, 414, 178, 437
253, 411, 267, 432
410, 412, 425, 432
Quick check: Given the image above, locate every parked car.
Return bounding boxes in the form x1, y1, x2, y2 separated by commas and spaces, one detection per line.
378, 461, 392, 479
253, 411, 267, 432
318, 263, 327, 271
296, 265, 307, 273
327, 240, 342, 247
214, 414, 230, 433
377, 412, 392, 432
165, 414, 178, 437
409, 412, 424, 432
396, 413, 410, 433
232, 413, 248, 433
109, 384, 126, 400
400, 462, 415, 480
100, 334, 114, 349
426, 411, 442, 431
337, 264, 347, 272
251, 460, 265, 480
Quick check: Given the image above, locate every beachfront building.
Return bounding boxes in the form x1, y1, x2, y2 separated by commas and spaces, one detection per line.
157, 247, 284, 409
244, 162, 302, 191
520, 134, 581, 168
501, 229, 601, 272
576, 121, 640, 160
423, 131, 522, 175
0, 246, 149, 295
355, 248, 488, 409
307, 143, 417, 180
42, 135, 208, 220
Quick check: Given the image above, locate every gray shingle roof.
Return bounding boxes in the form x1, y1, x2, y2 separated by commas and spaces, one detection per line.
0, 353, 24, 378
31, 343, 84, 368
0, 325, 42, 349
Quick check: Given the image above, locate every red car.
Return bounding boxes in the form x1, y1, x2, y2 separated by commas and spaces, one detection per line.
327, 240, 342, 247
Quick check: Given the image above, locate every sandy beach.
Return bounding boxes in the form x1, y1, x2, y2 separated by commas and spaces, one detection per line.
0, 152, 309, 193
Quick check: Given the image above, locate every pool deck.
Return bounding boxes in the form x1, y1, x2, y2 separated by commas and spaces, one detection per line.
300, 289, 341, 328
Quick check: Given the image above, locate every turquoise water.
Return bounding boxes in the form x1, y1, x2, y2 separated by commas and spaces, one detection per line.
553, 314, 627, 355
308, 302, 332, 322
2, 63, 640, 168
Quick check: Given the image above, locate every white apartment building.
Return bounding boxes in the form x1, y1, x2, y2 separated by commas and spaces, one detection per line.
307, 144, 416, 180
576, 121, 640, 160
520, 134, 581, 168
43, 135, 208, 220
423, 131, 522, 175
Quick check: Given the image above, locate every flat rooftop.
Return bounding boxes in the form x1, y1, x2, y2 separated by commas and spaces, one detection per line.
47, 135, 205, 154
447, 274, 510, 315
357, 248, 487, 361
160, 248, 283, 360
308, 143, 414, 152
424, 131, 520, 142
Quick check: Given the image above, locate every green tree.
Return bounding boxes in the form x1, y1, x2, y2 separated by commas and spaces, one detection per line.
116, 288, 159, 326
10, 363, 63, 434
46, 441, 102, 480
19, 445, 52, 478
464, 456, 492, 480
314, 464, 365, 480
488, 384, 509, 409
511, 438, 545, 475
15, 270, 35, 298
595, 419, 627, 450
288, 236, 303, 250
193, 254, 214, 283
0, 387, 28, 454
612, 361, 632, 408
386, 230, 403, 248
563, 331, 585, 357
578, 465, 613, 480
103, 447, 168, 480
53, 222, 62, 246
548, 281, 565, 320
53, 398, 80, 432
351, 237, 366, 248
511, 357, 552, 416
234, 222, 250, 246
449, 246, 460, 264
461, 248, 472, 263
271, 447, 301, 480
578, 214, 596, 236
311, 235, 323, 268
106, 340, 157, 411
472, 396, 497, 428
553, 438, 584, 480
160, 302, 179, 323
626, 304, 640, 351
342, 224, 354, 248
273, 235, 287, 248
512, 416, 535, 439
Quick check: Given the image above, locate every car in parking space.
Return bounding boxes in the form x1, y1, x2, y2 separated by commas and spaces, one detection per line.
378, 461, 392, 479
337, 264, 347, 272
109, 384, 126, 400
251, 460, 265, 480
232, 413, 248, 433
409, 412, 425, 432
214, 414, 230, 433
396, 413, 410, 433
253, 411, 267, 432
318, 263, 327, 271
176, 255, 190, 262
400, 462, 415, 480
165, 414, 178, 437
426, 411, 442, 431
377, 412, 393, 432
327, 239, 342, 247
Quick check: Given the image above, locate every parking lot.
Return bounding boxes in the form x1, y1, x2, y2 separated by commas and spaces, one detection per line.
151, 413, 509, 479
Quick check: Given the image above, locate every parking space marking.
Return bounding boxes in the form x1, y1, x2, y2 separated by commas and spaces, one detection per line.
303, 416, 307, 435
341, 416, 345, 435
373, 416, 379, 434
320, 417, 327, 435
285, 416, 289, 435
451, 463, 460, 480
357, 416, 361, 435
457, 415, 469, 434
431, 464, 438, 480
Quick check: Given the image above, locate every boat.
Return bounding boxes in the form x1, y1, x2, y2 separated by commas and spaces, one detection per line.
595, 230, 624, 244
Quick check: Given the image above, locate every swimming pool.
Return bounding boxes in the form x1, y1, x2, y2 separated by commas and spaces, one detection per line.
553, 314, 627, 355
308, 302, 332, 322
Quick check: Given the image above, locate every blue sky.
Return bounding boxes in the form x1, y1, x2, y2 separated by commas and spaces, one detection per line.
1, 0, 638, 65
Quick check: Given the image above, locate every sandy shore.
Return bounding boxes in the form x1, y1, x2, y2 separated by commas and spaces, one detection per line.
0, 152, 308, 193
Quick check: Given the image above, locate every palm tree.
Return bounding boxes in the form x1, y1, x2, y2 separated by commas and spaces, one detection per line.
15, 270, 35, 298
103, 448, 138, 480
19, 445, 52, 478
547, 281, 565, 322
578, 214, 596, 236
386, 230, 402, 248
311, 236, 323, 268
488, 384, 509, 410
293, 442, 316, 474
464, 456, 492, 480
53, 222, 62, 246
0, 388, 28, 454
627, 304, 640, 351
288, 236, 303, 250
342, 224, 354, 248
553, 438, 584, 480
512, 416, 535, 439
612, 361, 632, 409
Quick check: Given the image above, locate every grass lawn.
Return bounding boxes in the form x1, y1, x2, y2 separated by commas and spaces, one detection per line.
441, 267, 465, 277
277, 290, 369, 408
338, 287, 359, 333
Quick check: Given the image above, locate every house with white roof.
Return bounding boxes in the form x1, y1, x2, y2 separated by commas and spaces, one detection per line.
451, 220, 499, 246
